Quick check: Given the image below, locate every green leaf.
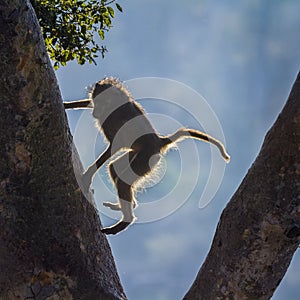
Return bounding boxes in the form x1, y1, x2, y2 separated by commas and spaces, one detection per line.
107, 6, 114, 18
116, 3, 123, 12
104, 16, 111, 27
98, 29, 105, 40
31, 0, 123, 69
53, 62, 59, 70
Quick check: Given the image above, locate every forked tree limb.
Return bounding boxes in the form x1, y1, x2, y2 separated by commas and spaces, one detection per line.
0, 1, 126, 299
184, 72, 300, 299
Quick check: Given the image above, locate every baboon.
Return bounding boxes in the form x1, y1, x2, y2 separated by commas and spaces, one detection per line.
64, 78, 230, 234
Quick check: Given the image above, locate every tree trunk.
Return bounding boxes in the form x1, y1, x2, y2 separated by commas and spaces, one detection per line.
0, 1, 126, 299
184, 72, 300, 299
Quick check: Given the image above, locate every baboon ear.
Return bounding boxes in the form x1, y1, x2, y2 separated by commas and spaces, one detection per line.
91, 83, 112, 98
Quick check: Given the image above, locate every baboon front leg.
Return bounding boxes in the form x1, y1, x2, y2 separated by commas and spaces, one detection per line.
82, 145, 112, 191
64, 99, 92, 109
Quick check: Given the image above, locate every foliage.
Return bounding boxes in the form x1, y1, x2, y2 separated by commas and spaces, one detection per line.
31, 0, 123, 69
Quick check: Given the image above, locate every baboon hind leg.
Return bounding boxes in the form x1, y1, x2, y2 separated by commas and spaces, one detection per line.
101, 152, 138, 235
101, 180, 136, 235
101, 150, 160, 235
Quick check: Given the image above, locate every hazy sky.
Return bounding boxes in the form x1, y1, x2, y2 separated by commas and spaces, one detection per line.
58, 1, 300, 299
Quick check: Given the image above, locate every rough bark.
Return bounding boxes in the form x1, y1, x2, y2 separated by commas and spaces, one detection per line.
0, 1, 126, 299
184, 72, 300, 299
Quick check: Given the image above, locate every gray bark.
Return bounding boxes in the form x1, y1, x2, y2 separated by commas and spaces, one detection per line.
0, 1, 126, 299
184, 72, 300, 299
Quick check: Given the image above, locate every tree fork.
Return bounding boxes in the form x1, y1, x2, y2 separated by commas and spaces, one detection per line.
184, 72, 300, 299
0, 1, 126, 299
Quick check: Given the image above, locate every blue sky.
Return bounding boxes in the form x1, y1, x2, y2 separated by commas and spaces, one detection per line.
57, 1, 300, 299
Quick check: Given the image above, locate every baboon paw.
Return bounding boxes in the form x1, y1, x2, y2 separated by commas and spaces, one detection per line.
81, 172, 92, 192
103, 202, 121, 210
101, 221, 131, 235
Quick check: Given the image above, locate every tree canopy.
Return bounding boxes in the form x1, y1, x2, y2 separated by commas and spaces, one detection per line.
31, 0, 122, 69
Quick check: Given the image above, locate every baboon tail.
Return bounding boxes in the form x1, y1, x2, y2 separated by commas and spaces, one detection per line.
161, 128, 230, 162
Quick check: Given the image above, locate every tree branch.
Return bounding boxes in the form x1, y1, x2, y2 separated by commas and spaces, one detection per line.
184, 72, 300, 299
0, 1, 125, 299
